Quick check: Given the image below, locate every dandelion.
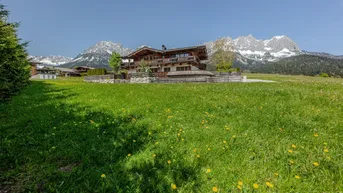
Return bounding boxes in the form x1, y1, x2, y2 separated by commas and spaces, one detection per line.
313, 162, 319, 167
155, 142, 159, 145
253, 183, 259, 189
206, 168, 211, 173
223, 140, 227, 144
148, 132, 152, 135
295, 175, 300, 179
237, 185, 242, 190
266, 182, 273, 188
232, 135, 236, 139
196, 154, 200, 158
212, 186, 218, 192
288, 149, 293, 153
101, 174, 106, 178
238, 180, 243, 186
291, 144, 296, 149
171, 183, 177, 190
324, 148, 329, 153
127, 153, 131, 157
153, 154, 156, 157
167, 160, 171, 164
274, 172, 279, 176
314, 133, 319, 137
289, 160, 294, 164
208, 148, 211, 151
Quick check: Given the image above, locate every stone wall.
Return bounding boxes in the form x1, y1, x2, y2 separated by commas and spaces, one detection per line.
84, 75, 128, 84
130, 77, 156, 83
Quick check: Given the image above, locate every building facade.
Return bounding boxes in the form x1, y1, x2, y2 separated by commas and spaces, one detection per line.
121, 45, 208, 77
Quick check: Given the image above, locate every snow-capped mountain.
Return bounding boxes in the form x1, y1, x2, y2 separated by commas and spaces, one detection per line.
205, 35, 301, 62
28, 55, 73, 66
61, 41, 133, 68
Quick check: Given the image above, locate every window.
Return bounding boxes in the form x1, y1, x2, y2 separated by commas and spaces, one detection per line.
164, 68, 171, 72
176, 66, 191, 71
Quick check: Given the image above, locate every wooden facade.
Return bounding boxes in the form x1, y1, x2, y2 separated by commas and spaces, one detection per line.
121, 45, 208, 77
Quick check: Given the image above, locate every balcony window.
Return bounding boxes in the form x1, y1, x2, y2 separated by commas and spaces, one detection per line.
164, 68, 171, 72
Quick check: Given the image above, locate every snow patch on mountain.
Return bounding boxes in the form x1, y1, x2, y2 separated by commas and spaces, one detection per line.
205, 35, 301, 62
28, 55, 73, 66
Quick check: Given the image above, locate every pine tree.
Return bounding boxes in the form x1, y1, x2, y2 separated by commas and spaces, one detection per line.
0, 3, 30, 101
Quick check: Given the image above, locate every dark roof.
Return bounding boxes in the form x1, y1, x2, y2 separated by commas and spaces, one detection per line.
123, 45, 207, 58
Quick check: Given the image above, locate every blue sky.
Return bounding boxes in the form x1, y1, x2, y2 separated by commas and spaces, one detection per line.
3, 0, 343, 57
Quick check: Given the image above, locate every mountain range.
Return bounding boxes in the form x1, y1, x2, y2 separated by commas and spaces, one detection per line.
30, 35, 343, 76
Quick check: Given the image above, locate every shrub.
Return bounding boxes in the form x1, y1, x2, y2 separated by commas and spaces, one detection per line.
320, 72, 329, 78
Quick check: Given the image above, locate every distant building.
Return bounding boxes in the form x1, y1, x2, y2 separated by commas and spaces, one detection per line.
74, 66, 95, 73
121, 45, 208, 77
29, 61, 41, 76
56, 68, 81, 77
37, 68, 57, 79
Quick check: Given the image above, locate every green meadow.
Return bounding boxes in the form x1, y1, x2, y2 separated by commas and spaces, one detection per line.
1, 74, 343, 192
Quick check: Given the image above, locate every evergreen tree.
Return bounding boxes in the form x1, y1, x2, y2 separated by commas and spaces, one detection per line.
0, 3, 30, 101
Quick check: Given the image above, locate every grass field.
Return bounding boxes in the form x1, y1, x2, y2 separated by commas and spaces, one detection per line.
1, 74, 343, 192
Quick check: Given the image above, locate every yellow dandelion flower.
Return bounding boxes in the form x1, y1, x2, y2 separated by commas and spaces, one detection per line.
253, 183, 259, 189
291, 144, 296, 149
237, 185, 242, 190
324, 148, 329, 153
274, 172, 279, 176
167, 160, 171, 164
148, 132, 152, 135
295, 175, 300, 179
208, 148, 211, 151
223, 140, 227, 144
314, 133, 319, 137
127, 153, 131, 157
196, 154, 200, 158
155, 142, 159, 145
232, 135, 236, 139
181, 138, 184, 141
288, 149, 293, 153
289, 160, 294, 164
171, 183, 177, 190
238, 180, 243, 186
313, 162, 319, 167
266, 182, 273, 188
212, 186, 218, 192
153, 154, 156, 157
206, 168, 211, 173
101, 174, 106, 178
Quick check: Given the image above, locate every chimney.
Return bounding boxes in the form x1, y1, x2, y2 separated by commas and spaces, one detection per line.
162, 45, 167, 50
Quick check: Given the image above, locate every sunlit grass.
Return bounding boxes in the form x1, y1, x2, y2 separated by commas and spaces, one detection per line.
1, 74, 342, 192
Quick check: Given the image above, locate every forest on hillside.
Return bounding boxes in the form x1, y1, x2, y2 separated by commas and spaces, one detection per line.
249, 55, 343, 77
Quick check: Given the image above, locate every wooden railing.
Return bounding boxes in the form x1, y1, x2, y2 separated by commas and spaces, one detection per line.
121, 56, 200, 67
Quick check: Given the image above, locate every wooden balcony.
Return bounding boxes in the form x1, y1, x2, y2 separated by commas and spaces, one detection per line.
121, 56, 200, 68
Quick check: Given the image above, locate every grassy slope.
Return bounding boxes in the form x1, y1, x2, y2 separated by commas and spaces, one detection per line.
1, 75, 343, 192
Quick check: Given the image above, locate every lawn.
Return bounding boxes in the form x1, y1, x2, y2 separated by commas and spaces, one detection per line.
1, 74, 343, 192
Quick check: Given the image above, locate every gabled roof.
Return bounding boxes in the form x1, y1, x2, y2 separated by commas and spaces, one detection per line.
125, 46, 164, 58
123, 45, 208, 58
